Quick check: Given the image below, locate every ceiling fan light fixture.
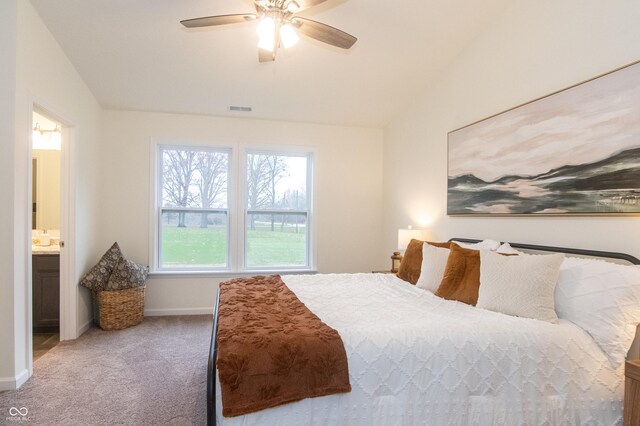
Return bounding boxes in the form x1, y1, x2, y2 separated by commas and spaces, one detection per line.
280, 24, 299, 48
182, 0, 357, 62
256, 16, 275, 38
286, 1, 300, 12
256, 16, 276, 51
257, 33, 275, 51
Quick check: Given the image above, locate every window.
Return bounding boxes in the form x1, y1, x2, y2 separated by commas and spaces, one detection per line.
153, 144, 313, 273
157, 146, 230, 271
245, 151, 312, 269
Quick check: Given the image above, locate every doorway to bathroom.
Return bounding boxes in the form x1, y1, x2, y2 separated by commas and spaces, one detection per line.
31, 110, 62, 361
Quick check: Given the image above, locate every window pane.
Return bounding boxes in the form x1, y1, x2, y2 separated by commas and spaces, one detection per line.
246, 154, 307, 210
162, 148, 228, 209
246, 213, 307, 267
161, 211, 227, 267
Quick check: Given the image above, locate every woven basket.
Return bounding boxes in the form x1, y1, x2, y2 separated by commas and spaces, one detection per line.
92, 287, 145, 331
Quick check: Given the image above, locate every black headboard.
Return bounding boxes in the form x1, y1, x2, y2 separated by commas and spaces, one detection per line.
450, 238, 640, 265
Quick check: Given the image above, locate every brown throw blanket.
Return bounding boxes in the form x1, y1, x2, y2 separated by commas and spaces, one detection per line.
217, 275, 351, 417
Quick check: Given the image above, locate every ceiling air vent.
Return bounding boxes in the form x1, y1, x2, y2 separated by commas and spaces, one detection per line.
229, 106, 252, 112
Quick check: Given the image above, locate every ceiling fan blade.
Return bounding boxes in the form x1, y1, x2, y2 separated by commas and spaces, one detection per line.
290, 0, 329, 12
291, 17, 357, 49
181, 14, 257, 28
258, 48, 275, 63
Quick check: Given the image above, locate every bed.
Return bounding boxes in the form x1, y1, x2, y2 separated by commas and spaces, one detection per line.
207, 240, 640, 426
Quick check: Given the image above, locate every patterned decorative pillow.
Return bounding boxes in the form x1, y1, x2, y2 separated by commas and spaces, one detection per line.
105, 258, 149, 291
79, 242, 123, 291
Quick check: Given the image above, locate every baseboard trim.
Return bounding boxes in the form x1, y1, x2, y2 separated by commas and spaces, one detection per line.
78, 318, 93, 337
0, 369, 30, 391
144, 307, 213, 316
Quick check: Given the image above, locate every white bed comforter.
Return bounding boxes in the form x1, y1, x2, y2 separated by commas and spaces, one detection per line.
216, 273, 624, 426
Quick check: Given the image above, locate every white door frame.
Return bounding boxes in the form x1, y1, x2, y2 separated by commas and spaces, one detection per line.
59, 122, 76, 341
28, 101, 77, 374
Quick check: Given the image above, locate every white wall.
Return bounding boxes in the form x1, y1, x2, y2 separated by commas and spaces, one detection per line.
16, 0, 104, 337
383, 0, 640, 258
0, 0, 103, 389
0, 0, 20, 391
100, 111, 384, 314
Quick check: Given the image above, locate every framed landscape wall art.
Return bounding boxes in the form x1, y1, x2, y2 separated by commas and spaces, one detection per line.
447, 60, 640, 215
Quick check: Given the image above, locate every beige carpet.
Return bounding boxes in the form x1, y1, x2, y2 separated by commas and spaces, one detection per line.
0, 315, 212, 426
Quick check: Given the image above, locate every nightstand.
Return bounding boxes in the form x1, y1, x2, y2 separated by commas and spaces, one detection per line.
372, 270, 395, 274
625, 360, 640, 425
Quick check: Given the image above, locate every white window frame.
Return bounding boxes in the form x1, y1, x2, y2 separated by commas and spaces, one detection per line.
151, 143, 233, 273
241, 148, 314, 272
150, 140, 316, 275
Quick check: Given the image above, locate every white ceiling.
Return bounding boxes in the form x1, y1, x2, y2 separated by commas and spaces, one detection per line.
30, 0, 510, 128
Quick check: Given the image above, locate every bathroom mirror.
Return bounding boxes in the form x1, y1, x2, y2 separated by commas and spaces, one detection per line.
32, 149, 60, 231
32, 111, 61, 232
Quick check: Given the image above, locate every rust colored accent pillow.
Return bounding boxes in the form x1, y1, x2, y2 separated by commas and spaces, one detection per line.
435, 244, 481, 305
396, 239, 451, 284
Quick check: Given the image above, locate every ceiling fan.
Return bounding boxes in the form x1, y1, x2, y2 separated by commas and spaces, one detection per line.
181, 0, 357, 63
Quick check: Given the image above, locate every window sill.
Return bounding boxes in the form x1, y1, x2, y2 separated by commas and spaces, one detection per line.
148, 269, 318, 279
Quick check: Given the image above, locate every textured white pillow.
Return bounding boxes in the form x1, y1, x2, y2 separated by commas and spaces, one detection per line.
456, 239, 501, 251
416, 244, 450, 292
556, 257, 640, 367
496, 242, 525, 255
477, 251, 565, 323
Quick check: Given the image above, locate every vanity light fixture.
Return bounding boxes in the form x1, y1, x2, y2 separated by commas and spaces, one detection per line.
33, 122, 61, 135
33, 122, 62, 150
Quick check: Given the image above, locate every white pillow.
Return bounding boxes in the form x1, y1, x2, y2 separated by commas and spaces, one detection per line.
496, 242, 525, 255
555, 257, 640, 367
456, 239, 501, 251
416, 244, 450, 292
477, 251, 565, 323
415, 240, 498, 292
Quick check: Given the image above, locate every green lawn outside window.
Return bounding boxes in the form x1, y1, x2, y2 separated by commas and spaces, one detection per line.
161, 224, 306, 267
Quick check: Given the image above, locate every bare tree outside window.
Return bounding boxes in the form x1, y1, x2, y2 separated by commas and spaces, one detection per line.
246, 154, 289, 230
159, 146, 230, 268
194, 151, 228, 228
155, 145, 312, 271
162, 149, 198, 227
245, 152, 310, 267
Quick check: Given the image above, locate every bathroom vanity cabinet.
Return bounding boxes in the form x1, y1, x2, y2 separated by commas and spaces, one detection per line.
33, 254, 60, 333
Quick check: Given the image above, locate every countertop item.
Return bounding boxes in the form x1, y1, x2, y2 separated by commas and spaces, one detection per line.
33, 245, 60, 255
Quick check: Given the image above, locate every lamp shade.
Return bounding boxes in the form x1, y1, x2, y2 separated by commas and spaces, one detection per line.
280, 24, 299, 48
256, 17, 276, 51
398, 228, 423, 250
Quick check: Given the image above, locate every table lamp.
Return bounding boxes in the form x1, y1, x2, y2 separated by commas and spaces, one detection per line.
392, 227, 423, 272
